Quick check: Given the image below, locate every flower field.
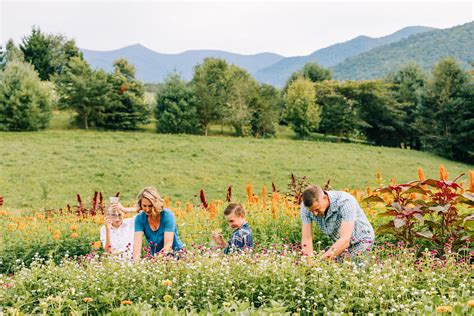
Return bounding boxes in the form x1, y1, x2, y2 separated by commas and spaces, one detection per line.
0, 167, 473, 314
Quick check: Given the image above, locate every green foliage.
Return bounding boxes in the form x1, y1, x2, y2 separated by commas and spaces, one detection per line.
350, 80, 406, 146
55, 57, 110, 129
284, 78, 321, 138
225, 65, 259, 136
0, 60, 52, 131
385, 62, 427, 149
20, 26, 82, 81
285, 62, 332, 92
249, 84, 281, 138
364, 175, 474, 257
415, 58, 473, 161
1, 249, 472, 314
191, 58, 230, 135
0, 40, 25, 71
155, 74, 200, 134
100, 58, 149, 130
315, 81, 361, 139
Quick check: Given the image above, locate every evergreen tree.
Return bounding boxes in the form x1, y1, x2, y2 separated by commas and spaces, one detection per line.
155, 74, 200, 134
55, 57, 110, 129
103, 58, 149, 130
0, 60, 52, 131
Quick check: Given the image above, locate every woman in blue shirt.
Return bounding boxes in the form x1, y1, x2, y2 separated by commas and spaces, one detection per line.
126, 187, 183, 261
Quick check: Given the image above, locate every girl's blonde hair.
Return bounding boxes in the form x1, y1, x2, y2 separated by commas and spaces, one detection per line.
136, 186, 164, 218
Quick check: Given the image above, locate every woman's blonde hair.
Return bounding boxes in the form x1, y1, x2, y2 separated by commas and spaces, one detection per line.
136, 186, 164, 218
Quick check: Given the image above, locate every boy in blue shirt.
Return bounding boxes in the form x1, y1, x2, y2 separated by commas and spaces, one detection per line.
211, 203, 253, 254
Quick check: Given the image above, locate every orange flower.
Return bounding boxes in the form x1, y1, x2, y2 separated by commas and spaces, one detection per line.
467, 299, 474, 307
92, 241, 101, 249
164, 196, 171, 208
71, 224, 78, 231
7, 223, 16, 230
246, 183, 255, 204
261, 185, 267, 209
161, 279, 172, 287
185, 201, 193, 213
121, 300, 133, 305
366, 186, 371, 196
439, 165, 448, 181
469, 170, 474, 192
83, 297, 93, 303
53, 230, 61, 240
208, 201, 217, 220
435, 306, 452, 313
390, 178, 396, 186
418, 167, 425, 182
71, 233, 79, 238
35, 212, 45, 220
376, 171, 382, 187
17, 222, 26, 230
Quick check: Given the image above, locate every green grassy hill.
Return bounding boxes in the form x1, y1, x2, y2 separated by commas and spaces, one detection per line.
1, 128, 472, 211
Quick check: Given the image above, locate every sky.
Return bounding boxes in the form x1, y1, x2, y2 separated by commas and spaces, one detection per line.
1, 0, 473, 57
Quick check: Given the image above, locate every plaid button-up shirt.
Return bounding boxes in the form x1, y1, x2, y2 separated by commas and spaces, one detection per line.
300, 191, 375, 250
224, 222, 253, 254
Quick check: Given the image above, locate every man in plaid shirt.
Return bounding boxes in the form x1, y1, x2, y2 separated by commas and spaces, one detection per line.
301, 185, 374, 259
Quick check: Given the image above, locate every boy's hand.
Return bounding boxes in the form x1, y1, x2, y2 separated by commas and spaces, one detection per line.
111, 201, 123, 212
104, 217, 113, 231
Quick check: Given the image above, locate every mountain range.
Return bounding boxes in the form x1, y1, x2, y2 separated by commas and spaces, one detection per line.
81, 22, 474, 87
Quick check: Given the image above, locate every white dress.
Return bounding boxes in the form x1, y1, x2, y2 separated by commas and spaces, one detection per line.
100, 217, 135, 258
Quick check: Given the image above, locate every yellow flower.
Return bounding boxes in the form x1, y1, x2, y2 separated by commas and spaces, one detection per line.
7, 223, 16, 230
467, 300, 474, 307
70, 233, 79, 238
436, 306, 452, 313
121, 300, 133, 305
161, 279, 172, 287
163, 294, 172, 303
83, 297, 93, 303
92, 241, 101, 249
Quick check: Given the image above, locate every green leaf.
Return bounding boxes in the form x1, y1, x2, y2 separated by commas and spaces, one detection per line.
394, 218, 406, 228
416, 230, 433, 239
404, 187, 428, 195
362, 195, 385, 203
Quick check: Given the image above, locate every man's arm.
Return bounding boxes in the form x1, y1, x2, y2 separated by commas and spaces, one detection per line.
301, 223, 314, 256
321, 221, 354, 259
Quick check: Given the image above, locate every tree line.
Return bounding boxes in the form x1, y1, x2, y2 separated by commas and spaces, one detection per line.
0, 27, 472, 162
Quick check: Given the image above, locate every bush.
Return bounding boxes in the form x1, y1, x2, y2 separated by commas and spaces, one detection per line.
0, 60, 52, 131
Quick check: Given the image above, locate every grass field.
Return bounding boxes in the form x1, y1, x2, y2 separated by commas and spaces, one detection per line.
1, 117, 472, 211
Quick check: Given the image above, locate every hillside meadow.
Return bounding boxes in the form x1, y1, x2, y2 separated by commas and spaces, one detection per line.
1, 119, 471, 211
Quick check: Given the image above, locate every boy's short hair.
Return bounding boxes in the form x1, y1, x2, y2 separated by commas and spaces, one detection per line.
302, 185, 324, 208
224, 203, 245, 217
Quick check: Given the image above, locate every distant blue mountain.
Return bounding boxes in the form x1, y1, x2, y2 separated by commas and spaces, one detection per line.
332, 22, 474, 80
82, 45, 284, 83
253, 26, 435, 86
81, 25, 438, 86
